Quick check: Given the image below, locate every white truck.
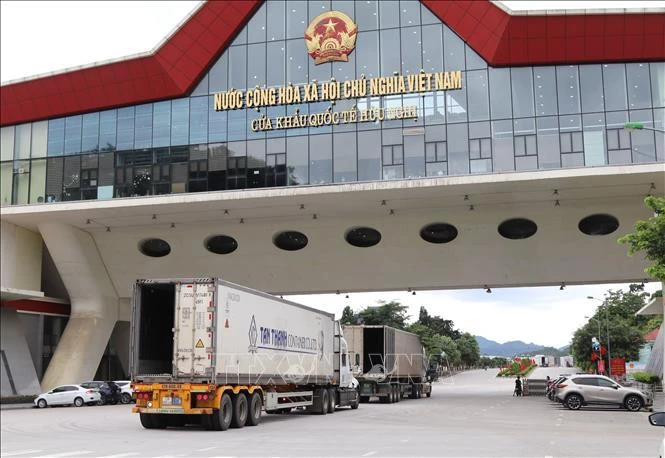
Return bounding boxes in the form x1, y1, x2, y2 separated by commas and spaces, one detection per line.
344, 325, 432, 403
130, 278, 359, 430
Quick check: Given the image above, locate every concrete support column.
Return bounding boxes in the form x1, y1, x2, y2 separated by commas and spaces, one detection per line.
0, 308, 41, 396
38, 222, 118, 391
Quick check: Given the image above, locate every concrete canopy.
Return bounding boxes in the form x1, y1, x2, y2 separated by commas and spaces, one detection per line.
3, 163, 662, 298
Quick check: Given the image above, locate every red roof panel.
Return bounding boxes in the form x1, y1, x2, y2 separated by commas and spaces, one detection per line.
1, 0, 664, 126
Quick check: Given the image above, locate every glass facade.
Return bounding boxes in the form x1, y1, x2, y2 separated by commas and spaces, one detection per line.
1, 0, 663, 206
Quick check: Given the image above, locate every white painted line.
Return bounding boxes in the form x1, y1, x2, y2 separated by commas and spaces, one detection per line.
97, 453, 140, 458
362, 452, 377, 457
196, 447, 217, 452
33, 452, 91, 458
2, 451, 43, 457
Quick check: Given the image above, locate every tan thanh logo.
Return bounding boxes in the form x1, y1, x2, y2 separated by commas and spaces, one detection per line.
304, 11, 357, 65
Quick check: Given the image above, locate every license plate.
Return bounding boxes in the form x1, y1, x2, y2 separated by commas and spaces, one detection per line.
162, 396, 181, 406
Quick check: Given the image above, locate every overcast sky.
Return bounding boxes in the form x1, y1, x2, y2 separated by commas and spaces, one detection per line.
1, 1, 662, 347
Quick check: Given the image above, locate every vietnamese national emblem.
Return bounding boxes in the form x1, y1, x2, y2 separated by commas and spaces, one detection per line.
304, 11, 357, 65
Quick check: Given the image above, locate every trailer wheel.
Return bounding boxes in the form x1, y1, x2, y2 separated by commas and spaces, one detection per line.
231, 392, 248, 428
209, 392, 233, 430
320, 388, 329, 414
140, 413, 154, 429
351, 391, 360, 409
410, 384, 418, 399
359, 396, 370, 404
246, 392, 262, 426
313, 388, 329, 414
395, 386, 401, 403
327, 388, 336, 413
140, 413, 166, 429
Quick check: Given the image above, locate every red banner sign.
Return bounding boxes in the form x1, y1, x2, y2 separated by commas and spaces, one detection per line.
598, 359, 606, 375
610, 358, 626, 376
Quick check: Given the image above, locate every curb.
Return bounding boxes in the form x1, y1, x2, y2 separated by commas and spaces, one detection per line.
0, 403, 35, 411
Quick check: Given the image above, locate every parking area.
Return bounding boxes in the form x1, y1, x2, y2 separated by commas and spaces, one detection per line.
1, 370, 662, 457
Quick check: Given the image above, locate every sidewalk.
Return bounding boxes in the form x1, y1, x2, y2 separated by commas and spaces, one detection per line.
0, 402, 34, 411
653, 391, 664, 411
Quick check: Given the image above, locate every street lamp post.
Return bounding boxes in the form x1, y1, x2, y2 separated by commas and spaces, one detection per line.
587, 296, 612, 377
584, 315, 603, 374
584, 315, 602, 341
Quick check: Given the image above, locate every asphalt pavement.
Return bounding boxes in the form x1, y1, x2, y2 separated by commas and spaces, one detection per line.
1, 369, 662, 457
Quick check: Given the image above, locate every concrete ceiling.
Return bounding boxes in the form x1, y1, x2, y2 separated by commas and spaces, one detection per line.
2, 163, 663, 297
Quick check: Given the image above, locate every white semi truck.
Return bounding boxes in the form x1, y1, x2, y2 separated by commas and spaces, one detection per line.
130, 278, 359, 430
344, 325, 432, 403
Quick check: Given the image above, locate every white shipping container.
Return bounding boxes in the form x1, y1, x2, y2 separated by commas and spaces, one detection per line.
214, 282, 335, 385
132, 279, 336, 386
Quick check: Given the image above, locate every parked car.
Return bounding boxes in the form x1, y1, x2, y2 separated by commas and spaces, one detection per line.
648, 412, 665, 458
547, 376, 568, 401
34, 385, 101, 408
555, 374, 652, 411
80, 381, 105, 390
114, 380, 134, 404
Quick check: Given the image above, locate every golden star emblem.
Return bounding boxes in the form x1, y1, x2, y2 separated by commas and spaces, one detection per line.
323, 18, 337, 33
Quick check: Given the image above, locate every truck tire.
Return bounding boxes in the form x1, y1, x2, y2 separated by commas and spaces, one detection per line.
246, 392, 262, 426
395, 386, 401, 403
210, 392, 233, 430
351, 391, 360, 409
327, 388, 336, 413
140, 413, 166, 429
410, 384, 418, 399
168, 416, 187, 427
319, 388, 329, 415
360, 396, 370, 404
231, 392, 248, 428
140, 413, 154, 429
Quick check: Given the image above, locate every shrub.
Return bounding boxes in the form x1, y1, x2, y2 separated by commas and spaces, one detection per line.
631, 371, 661, 384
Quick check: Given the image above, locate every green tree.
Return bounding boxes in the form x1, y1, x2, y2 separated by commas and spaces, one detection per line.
618, 196, 665, 280
456, 332, 480, 368
481, 356, 508, 368
340, 305, 357, 325
357, 300, 409, 329
416, 306, 460, 339
571, 286, 651, 371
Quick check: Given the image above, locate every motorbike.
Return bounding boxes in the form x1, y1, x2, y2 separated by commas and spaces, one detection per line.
97, 381, 122, 405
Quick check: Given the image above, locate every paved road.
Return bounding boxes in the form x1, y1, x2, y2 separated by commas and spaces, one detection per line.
1, 370, 662, 457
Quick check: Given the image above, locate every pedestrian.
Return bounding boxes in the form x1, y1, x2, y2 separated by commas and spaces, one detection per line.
513, 375, 522, 397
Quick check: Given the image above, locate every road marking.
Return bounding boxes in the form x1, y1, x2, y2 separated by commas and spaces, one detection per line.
362, 452, 377, 457
2, 451, 43, 457
34, 452, 91, 458
196, 447, 217, 452
97, 454, 140, 458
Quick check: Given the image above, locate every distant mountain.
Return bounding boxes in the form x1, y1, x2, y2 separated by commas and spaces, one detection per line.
475, 336, 566, 357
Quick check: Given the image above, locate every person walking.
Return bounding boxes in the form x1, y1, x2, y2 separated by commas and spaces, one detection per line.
513, 376, 522, 397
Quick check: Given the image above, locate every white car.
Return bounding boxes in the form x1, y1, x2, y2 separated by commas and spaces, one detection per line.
34, 384, 101, 408
114, 380, 134, 404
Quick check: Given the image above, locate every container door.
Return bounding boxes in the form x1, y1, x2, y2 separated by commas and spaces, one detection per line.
333, 322, 341, 381
174, 282, 216, 377
385, 327, 396, 376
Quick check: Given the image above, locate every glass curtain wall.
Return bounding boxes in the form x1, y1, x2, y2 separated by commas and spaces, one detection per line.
0, 0, 663, 206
